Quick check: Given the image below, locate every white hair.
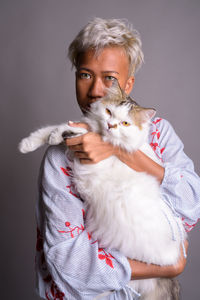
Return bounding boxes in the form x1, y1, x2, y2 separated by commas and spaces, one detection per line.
68, 18, 144, 75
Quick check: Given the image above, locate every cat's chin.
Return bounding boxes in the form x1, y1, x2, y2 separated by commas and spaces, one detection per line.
102, 133, 119, 146
102, 135, 135, 152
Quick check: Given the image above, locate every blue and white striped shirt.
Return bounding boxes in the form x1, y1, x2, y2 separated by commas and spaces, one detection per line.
35, 118, 200, 299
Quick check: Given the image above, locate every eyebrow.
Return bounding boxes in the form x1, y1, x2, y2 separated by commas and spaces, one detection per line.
102, 71, 119, 74
77, 67, 119, 75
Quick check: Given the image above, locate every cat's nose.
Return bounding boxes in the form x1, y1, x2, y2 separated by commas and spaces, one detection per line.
108, 123, 117, 129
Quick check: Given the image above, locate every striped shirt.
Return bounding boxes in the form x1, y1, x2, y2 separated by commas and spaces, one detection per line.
35, 118, 200, 299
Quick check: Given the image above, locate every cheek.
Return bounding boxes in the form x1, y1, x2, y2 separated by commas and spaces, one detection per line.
76, 81, 85, 97
76, 81, 89, 108
119, 124, 132, 136
101, 114, 109, 129
117, 79, 127, 91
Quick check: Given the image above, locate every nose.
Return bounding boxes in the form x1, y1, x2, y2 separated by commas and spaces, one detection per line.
108, 123, 117, 129
88, 77, 105, 101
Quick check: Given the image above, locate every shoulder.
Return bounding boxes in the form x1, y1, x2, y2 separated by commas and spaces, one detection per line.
38, 144, 74, 193
151, 117, 172, 130
41, 144, 69, 172
45, 143, 66, 156
148, 117, 184, 158
149, 117, 177, 138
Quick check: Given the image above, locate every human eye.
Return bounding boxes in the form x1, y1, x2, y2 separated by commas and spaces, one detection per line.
79, 72, 91, 79
105, 75, 116, 81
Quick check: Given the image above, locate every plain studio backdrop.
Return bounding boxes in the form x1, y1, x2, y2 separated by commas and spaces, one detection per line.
1, 0, 200, 299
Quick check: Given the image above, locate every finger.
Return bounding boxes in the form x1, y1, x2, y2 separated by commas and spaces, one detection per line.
184, 240, 189, 254
74, 151, 89, 159
79, 154, 103, 164
65, 136, 83, 146
68, 121, 90, 130
68, 144, 84, 151
79, 158, 93, 164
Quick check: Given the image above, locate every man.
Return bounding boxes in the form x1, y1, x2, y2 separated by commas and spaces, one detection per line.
36, 18, 199, 299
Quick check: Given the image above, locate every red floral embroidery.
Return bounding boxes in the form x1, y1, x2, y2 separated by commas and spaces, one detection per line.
60, 166, 80, 198
87, 232, 92, 240
82, 208, 85, 218
58, 221, 84, 238
66, 184, 79, 198
58, 210, 85, 238
182, 218, 199, 232
150, 142, 158, 152
36, 228, 65, 299
45, 291, 51, 300
151, 129, 160, 140
60, 168, 115, 267
86, 231, 115, 268
150, 118, 165, 161
58, 208, 115, 269
160, 147, 165, 154
98, 248, 115, 268
152, 118, 162, 124
60, 166, 72, 177
45, 278, 65, 300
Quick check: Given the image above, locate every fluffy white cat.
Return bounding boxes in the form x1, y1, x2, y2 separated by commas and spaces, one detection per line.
19, 85, 186, 300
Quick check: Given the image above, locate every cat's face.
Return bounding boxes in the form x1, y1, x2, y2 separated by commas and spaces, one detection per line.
89, 98, 155, 151
99, 101, 134, 139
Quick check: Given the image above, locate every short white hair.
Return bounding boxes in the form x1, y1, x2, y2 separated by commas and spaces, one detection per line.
68, 18, 144, 75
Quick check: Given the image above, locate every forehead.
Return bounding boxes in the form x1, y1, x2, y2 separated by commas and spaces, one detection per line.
77, 47, 130, 74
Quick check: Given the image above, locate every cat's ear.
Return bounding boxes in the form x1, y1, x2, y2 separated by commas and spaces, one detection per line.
112, 79, 125, 98
105, 79, 125, 100
139, 108, 156, 123
130, 107, 156, 127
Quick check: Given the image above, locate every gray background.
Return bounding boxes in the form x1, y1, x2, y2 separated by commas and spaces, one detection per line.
1, 0, 200, 299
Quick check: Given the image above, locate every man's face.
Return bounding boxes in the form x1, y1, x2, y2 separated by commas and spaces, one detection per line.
75, 46, 135, 112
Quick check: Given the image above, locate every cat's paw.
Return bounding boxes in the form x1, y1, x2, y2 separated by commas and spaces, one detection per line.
62, 126, 88, 139
18, 138, 38, 153
48, 128, 63, 145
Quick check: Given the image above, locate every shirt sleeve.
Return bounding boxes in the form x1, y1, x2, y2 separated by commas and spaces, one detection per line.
150, 118, 200, 231
35, 144, 132, 300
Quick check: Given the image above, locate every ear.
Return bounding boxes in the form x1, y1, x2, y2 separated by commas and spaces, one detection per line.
140, 108, 156, 123
125, 76, 135, 95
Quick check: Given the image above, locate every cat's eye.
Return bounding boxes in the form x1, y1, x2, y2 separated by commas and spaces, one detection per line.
121, 121, 130, 126
105, 108, 112, 116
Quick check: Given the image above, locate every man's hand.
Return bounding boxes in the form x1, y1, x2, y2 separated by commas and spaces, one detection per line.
172, 239, 188, 276
65, 122, 115, 164
128, 240, 188, 280
66, 122, 164, 183
115, 149, 165, 184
